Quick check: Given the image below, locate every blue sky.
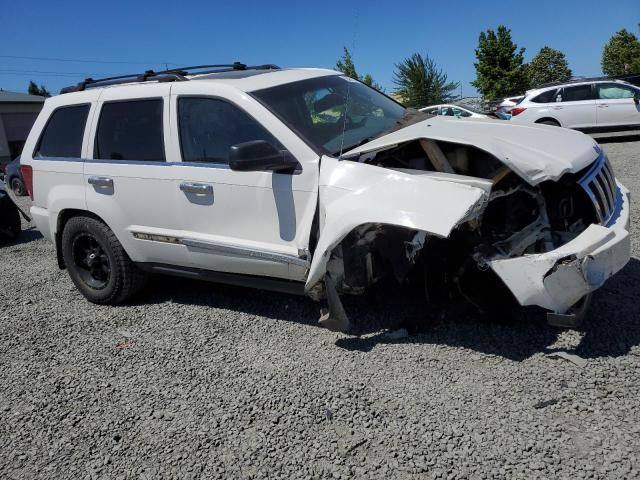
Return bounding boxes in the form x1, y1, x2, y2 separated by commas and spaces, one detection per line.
1, 0, 638, 96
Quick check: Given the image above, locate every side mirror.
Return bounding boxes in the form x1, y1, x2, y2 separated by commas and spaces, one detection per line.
229, 140, 299, 173
634, 92, 640, 106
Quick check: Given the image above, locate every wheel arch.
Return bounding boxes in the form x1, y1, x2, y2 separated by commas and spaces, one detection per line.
55, 209, 108, 269
534, 117, 562, 127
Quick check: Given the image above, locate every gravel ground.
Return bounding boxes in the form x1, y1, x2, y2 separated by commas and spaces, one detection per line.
1, 136, 639, 479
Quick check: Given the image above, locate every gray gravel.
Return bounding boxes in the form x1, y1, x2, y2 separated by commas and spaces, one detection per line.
1, 136, 639, 479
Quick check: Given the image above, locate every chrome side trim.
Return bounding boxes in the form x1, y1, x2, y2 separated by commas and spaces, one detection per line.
132, 232, 181, 244
131, 230, 310, 268
181, 238, 310, 268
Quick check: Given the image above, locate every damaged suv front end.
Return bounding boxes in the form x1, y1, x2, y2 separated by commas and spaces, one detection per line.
253, 74, 631, 331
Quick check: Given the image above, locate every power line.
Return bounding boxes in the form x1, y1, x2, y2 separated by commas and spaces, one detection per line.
0, 54, 180, 66
0, 69, 121, 77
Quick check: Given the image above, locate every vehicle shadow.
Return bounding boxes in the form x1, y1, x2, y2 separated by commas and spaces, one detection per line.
135, 257, 640, 362
0, 226, 43, 247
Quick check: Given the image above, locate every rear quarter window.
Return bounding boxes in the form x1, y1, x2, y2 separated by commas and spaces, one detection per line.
530, 89, 558, 103
35, 104, 90, 158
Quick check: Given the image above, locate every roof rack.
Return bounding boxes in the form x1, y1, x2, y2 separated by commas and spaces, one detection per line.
60, 62, 280, 94
538, 75, 626, 88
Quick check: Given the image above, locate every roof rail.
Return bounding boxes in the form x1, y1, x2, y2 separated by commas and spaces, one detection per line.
60, 70, 187, 94
59, 62, 280, 94
538, 75, 626, 88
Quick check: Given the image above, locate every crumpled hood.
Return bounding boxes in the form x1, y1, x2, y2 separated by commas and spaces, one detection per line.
342, 116, 600, 185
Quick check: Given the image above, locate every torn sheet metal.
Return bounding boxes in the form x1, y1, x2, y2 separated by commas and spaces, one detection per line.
305, 157, 492, 291
342, 115, 600, 186
488, 184, 631, 313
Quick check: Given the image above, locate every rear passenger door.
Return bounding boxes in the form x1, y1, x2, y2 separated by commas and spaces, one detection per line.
84, 84, 191, 268
556, 84, 596, 128
595, 83, 640, 128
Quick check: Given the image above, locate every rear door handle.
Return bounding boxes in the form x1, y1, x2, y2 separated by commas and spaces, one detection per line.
180, 182, 213, 195
598, 104, 609, 108
88, 176, 113, 188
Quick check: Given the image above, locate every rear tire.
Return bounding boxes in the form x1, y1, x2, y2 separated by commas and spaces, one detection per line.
537, 119, 560, 127
10, 177, 25, 196
61, 216, 147, 304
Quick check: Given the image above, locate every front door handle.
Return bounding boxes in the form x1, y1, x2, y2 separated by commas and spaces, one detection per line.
180, 182, 213, 195
597, 104, 609, 108
88, 176, 113, 188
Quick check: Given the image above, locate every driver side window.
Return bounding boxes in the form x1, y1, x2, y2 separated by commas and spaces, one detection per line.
178, 97, 280, 164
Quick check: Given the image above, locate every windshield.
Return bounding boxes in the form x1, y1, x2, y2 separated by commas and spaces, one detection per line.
251, 75, 406, 155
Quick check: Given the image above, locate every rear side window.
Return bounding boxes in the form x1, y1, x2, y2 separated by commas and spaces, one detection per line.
36, 104, 89, 158
178, 97, 280, 164
597, 84, 636, 99
531, 89, 558, 103
561, 85, 595, 102
95, 99, 164, 161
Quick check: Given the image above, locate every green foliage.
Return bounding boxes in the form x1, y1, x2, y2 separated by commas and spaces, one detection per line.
601, 29, 640, 75
335, 47, 383, 92
528, 46, 572, 87
28, 81, 51, 97
336, 47, 359, 79
392, 53, 459, 108
471, 25, 530, 99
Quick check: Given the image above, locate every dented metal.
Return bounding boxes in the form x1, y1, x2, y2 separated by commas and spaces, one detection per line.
305, 116, 630, 331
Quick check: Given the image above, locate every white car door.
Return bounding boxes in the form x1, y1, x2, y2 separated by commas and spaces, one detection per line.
84, 83, 191, 268
167, 83, 319, 281
595, 83, 640, 128
556, 84, 597, 128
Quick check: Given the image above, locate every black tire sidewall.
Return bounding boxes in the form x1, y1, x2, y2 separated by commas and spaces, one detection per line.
10, 177, 25, 196
62, 217, 121, 304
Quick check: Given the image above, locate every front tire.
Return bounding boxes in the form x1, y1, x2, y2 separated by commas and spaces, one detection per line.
61, 216, 146, 304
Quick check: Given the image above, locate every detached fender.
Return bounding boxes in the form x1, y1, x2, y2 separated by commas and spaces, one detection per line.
305, 158, 492, 291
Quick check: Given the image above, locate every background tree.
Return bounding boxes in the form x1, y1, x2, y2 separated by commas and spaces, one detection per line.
335, 47, 383, 91
335, 47, 358, 79
471, 25, 530, 99
601, 29, 640, 75
392, 53, 459, 108
528, 46, 572, 87
28, 81, 51, 97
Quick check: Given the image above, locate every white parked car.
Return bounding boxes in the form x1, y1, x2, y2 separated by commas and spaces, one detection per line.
509, 79, 640, 130
19, 64, 631, 332
420, 104, 488, 119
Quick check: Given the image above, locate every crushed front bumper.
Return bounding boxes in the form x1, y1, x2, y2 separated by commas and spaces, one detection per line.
488, 182, 631, 313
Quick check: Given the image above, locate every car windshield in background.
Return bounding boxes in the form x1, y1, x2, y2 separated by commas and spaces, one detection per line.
252, 75, 406, 155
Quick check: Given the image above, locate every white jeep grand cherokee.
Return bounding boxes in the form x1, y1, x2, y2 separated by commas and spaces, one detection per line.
19, 64, 631, 331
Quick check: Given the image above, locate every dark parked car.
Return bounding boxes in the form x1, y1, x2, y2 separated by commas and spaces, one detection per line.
0, 184, 21, 241
3, 156, 26, 196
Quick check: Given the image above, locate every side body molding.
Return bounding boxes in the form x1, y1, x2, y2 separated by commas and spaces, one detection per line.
304, 157, 493, 291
